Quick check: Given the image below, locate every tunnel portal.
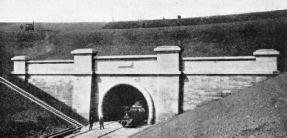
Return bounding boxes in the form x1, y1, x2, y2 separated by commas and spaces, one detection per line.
102, 85, 149, 122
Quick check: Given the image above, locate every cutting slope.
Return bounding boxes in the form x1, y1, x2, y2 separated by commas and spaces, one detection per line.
132, 73, 287, 138
0, 82, 74, 137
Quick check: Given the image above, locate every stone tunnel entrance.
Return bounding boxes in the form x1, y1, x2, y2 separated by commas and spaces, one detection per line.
102, 85, 149, 122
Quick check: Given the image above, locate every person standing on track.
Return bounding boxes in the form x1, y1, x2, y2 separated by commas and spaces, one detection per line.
99, 117, 104, 129
89, 114, 95, 131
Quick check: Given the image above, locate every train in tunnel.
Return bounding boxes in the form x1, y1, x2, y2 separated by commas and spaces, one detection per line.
102, 85, 149, 127
118, 101, 147, 128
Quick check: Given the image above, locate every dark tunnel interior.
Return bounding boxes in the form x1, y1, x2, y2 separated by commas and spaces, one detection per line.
102, 85, 148, 121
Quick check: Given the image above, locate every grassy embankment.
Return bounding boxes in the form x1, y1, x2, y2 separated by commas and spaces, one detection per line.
131, 73, 287, 138
0, 83, 73, 137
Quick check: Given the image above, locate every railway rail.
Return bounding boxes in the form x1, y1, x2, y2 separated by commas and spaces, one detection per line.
0, 76, 84, 137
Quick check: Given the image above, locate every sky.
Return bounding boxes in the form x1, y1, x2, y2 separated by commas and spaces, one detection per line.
1, 0, 287, 22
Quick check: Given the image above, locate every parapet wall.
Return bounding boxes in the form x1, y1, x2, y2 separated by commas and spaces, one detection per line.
95, 55, 157, 74
27, 60, 74, 74
183, 49, 279, 75
182, 49, 279, 110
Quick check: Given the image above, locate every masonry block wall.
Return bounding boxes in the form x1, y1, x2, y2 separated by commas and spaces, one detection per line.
10, 57, 75, 107
183, 75, 271, 110
95, 46, 181, 124
28, 76, 74, 107
11, 46, 279, 124
11, 50, 97, 120
182, 49, 279, 111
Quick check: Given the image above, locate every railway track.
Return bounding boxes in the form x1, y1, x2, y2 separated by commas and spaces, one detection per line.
0, 76, 84, 137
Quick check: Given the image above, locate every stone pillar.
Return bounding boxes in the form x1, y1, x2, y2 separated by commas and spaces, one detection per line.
154, 46, 181, 74
154, 46, 181, 122
71, 49, 97, 74
253, 49, 279, 74
11, 56, 30, 80
71, 49, 97, 120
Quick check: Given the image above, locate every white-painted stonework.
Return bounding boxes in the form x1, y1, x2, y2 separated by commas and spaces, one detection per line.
11, 46, 279, 124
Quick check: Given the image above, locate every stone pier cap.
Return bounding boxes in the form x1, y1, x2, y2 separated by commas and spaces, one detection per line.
11, 56, 31, 61
253, 49, 279, 56
154, 46, 181, 52
71, 49, 98, 55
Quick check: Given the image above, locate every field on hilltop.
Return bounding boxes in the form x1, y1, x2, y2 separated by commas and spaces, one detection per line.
0, 22, 106, 32
103, 10, 287, 29
1, 10, 287, 73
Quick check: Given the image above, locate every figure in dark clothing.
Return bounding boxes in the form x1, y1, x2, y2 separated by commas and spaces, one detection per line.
20, 24, 23, 30
89, 115, 94, 131
99, 117, 104, 129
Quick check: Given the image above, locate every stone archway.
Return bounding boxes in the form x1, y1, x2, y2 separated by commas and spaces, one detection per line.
98, 82, 155, 124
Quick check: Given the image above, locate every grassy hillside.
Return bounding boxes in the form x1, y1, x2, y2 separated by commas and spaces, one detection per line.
0, 22, 106, 32
0, 83, 73, 137
132, 73, 287, 138
1, 10, 287, 73
103, 10, 287, 29
1, 17, 287, 73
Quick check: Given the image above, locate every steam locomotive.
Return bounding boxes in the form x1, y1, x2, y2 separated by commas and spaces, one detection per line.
119, 102, 147, 128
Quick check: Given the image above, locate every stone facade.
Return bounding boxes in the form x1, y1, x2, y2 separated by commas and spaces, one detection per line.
183, 75, 270, 111
28, 75, 74, 107
11, 46, 279, 125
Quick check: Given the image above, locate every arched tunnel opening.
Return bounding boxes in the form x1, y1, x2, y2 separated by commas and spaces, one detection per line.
102, 85, 149, 122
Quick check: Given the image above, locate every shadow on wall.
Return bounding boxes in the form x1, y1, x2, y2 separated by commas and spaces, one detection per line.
4, 74, 88, 125
89, 74, 99, 123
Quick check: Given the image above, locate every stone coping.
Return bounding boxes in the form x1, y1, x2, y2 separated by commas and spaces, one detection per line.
154, 46, 181, 52
11, 56, 31, 61
11, 72, 182, 75
27, 60, 74, 64
96, 72, 182, 75
71, 49, 97, 55
183, 72, 278, 75
94, 55, 157, 60
11, 72, 277, 76
253, 49, 279, 56
183, 56, 255, 61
